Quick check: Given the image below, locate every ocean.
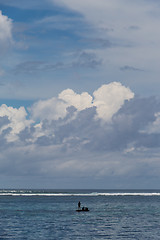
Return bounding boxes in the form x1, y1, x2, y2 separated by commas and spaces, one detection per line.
0, 189, 160, 239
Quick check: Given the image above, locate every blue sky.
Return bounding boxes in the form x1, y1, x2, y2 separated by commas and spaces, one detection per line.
1, 0, 160, 101
1, 0, 160, 188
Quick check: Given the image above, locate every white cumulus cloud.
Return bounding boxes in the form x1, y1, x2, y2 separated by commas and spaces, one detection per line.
93, 82, 134, 121
58, 88, 93, 111
0, 10, 13, 43
0, 104, 32, 142
29, 97, 68, 121
0, 82, 134, 143
30, 82, 134, 123
30, 89, 93, 123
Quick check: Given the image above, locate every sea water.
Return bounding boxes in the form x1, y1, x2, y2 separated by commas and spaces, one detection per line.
0, 189, 160, 239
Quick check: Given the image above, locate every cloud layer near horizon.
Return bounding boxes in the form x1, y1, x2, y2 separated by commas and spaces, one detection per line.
0, 82, 160, 187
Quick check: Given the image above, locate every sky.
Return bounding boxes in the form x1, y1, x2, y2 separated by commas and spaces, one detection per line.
0, 0, 160, 188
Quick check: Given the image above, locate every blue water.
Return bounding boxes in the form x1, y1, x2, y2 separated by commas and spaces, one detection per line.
0, 189, 160, 239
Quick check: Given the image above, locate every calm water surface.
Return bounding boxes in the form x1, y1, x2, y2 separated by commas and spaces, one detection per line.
0, 189, 160, 239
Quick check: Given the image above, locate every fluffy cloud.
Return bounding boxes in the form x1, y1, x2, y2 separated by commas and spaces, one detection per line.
27, 88, 160, 155
0, 81, 133, 145
30, 82, 134, 123
29, 98, 68, 121
0, 11, 13, 65
0, 10, 13, 44
1, 82, 160, 188
1, 82, 159, 155
59, 88, 93, 111
0, 104, 32, 142
93, 82, 134, 121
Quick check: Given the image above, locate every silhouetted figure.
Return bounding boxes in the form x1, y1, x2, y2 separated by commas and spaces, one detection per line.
76, 202, 89, 211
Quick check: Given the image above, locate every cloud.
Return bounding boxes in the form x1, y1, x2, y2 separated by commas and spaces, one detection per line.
0, 11, 12, 42
1, 1, 160, 187
145, 112, 160, 134
128, 25, 140, 31
93, 82, 134, 121
29, 82, 134, 124
120, 65, 144, 72
13, 61, 64, 74
35, 14, 85, 31
0, 82, 160, 187
72, 51, 102, 68
53, 0, 160, 74
23, 82, 135, 155
2, 82, 159, 156
0, 104, 33, 142
59, 88, 93, 111
82, 38, 113, 49
108, 96, 160, 152
27, 89, 160, 155
13, 51, 102, 75
29, 98, 68, 121
0, 11, 13, 55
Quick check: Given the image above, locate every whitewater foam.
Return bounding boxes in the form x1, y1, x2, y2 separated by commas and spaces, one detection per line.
0, 192, 160, 196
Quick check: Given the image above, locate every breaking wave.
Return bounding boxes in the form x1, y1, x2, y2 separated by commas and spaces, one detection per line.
0, 190, 160, 197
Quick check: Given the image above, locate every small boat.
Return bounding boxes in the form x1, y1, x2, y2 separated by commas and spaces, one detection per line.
76, 207, 89, 212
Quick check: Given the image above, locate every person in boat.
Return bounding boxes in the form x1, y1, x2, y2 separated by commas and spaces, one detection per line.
78, 201, 81, 210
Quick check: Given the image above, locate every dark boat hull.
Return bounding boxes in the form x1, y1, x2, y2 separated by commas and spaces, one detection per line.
76, 209, 89, 212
